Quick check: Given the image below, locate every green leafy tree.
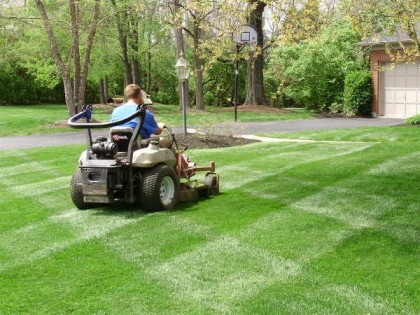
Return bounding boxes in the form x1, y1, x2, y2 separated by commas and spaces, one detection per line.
267, 20, 367, 111
342, 0, 420, 60
34, 0, 101, 116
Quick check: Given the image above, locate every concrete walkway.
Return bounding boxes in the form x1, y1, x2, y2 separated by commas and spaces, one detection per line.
0, 117, 404, 150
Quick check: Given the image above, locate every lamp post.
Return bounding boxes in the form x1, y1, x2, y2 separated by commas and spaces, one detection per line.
175, 53, 190, 135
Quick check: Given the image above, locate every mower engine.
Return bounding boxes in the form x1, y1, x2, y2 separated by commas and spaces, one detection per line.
91, 138, 118, 159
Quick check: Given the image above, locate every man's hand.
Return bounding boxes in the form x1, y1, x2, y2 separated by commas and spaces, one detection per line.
154, 122, 166, 135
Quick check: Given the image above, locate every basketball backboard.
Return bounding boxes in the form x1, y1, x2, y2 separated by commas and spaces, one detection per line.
233, 25, 258, 45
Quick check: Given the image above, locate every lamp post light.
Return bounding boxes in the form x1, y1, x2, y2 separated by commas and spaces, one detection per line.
175, 53, 190, 135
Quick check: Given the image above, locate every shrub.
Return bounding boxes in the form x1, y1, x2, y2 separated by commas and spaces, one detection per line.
405, 114, 420, 125
267, 21, 368, 112
153, 90, 177, 104
329, 102, 343, 114
0, 63, 67, 105
343, 70, 372, 116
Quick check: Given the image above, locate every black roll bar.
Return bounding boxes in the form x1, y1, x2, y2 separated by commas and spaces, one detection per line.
67, 105, 146, 129
67, 104, 146, 163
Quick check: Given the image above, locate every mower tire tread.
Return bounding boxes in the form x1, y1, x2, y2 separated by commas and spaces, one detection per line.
70, 168, 89, 210
140, 164, 179, 212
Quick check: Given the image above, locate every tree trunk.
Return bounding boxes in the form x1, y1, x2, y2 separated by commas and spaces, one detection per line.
244, 0, 266, 105
146, 36, 152, 94
131, 59, 141, 85
104, 75, 109, 101
63, 74, 76, 117
193, 49, 205, 110
123, 54, 133, 86
129, 16, 141, 85
36, 0, 100, 115
77, 0, 100, 111
193, 22, 205, 110
111, 0, 132, 86
69, 0, 81, 109
99, 79, 106, 104
174, 0, 190, 109
35, 0, 76, 116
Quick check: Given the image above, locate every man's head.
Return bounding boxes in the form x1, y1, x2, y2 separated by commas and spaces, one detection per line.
124, 84, 143, 104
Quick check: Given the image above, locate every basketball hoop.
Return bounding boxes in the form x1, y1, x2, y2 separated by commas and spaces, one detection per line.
232, 25, 258, 122
232, 25, 258, 45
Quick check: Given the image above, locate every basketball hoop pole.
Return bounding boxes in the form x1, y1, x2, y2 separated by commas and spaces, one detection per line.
234, 43, 240, 122
232, 25, 257, 122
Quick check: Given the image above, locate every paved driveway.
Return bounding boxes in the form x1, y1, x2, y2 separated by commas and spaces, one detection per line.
218, 117, 405, 135
0, 117, 405, 150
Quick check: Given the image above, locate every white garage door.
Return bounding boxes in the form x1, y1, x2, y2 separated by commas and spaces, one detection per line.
380, 62, 420, 118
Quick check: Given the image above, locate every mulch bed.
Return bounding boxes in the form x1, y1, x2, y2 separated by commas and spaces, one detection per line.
173, 133, 258, 149
47, 121, 258, 149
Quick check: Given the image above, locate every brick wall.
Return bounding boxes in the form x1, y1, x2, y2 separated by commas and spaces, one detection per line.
369, 50, 392, 116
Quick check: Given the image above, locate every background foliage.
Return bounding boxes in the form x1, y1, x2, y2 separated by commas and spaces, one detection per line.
343, 69, 372, 116
1, 0, 410, 113
267, 20, 368, 112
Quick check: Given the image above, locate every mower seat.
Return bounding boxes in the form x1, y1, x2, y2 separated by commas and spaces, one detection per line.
109, 127, 145, 153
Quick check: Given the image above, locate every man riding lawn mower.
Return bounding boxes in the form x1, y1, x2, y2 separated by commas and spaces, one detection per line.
67, 86, 219, 212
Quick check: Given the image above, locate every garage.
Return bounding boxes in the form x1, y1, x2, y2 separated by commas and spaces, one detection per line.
380, 62, 420, 118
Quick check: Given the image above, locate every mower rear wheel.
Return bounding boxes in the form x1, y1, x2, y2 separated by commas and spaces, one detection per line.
140, 164, 179, 212
70, 168, 89, 210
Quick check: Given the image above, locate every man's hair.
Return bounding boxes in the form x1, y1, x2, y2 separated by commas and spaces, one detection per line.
124, 84, 142, 100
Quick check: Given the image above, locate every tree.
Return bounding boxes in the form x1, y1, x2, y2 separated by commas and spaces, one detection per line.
165, 0, 252, 109
243, 0, 266, 105
281, 0, 322, 44
34, 0, 101, 116
110, 0, 143, 86
172, 0, 191, 108
342, 0, 420, 60
267, 20, 367, 111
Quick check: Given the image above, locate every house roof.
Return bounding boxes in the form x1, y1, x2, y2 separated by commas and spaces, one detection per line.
358, 23, 420, 47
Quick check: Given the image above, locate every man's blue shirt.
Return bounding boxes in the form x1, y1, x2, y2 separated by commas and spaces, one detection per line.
110, 100, 158, 138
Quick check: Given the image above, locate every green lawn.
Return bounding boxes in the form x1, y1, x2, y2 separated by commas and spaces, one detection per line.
0, 127, 418, 314
152, 104, 313, 126
0, 104, 312, 137
0, 104, 73, 136
259, 126, 419, 143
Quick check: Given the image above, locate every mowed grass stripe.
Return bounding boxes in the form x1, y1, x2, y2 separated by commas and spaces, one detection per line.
0, 189, 70, 233
147, 236, 300, 314
8, 176, 71, 197
326, 284, 396, 313
235, 209, 353, 264
292, 187, 397, 228
0, 158, 71, 178
101, 213, 214, 268
242, 273, 401, 314
0, 209, 146, 272
217, 142, 373, 190
368, 150, 420, 175
0, 175, 71, 210
0, 154, 76, 232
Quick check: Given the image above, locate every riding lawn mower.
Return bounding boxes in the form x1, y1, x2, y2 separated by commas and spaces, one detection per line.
67, 104, 219, 212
